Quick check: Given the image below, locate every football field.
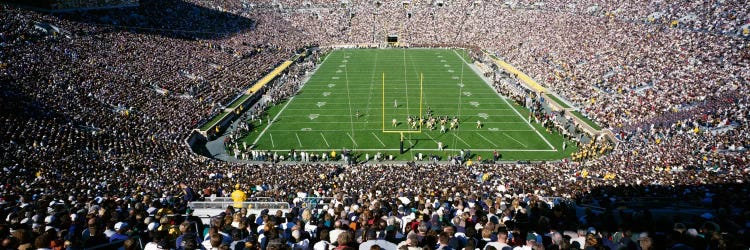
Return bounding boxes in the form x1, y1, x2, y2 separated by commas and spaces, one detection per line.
242, 48, 576, 161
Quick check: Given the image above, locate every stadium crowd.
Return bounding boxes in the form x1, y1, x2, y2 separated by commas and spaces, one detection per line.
1, 0, 750, 249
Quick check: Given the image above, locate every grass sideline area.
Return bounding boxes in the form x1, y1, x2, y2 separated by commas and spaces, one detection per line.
240, 49, 577, 161
200, 111, 230, 131
545, 94, 572, 109
571, 110, 603, 130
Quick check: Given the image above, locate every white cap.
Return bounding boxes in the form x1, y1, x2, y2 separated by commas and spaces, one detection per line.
114, 222, 128, 231
44, 215, 55, 224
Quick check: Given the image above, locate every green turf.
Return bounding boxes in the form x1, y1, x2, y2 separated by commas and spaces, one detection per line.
545, 94, 572, 109
455, 49, 473, 64
228, 94, 251, 109
201, 111, 230, 131
571, 110, 603, 131
241, 49, 576, 161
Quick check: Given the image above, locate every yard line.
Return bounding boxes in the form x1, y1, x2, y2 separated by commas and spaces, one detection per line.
295, 133, 304, 147
453, 133, 471, 147
364, 50, 379, 125
260, 148, 557, 152
253, 96, 295, 146
424, 132, 438, 143
269, 133, 275, 148
503, 132, 527, 148
320, 133, 330, 147
371, 132, 386, 147
477, 133, 499, 147
263, 128, 535, 132
402, 49, 411, 118
502, 98, 556, 150
343, 56, 357, 146
460, 48, 557, 151
346, 132, 359, 147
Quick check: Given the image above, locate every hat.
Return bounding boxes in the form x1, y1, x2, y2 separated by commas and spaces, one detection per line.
638, 232, 649, 239
527, 233, 537, 241
114, 222, 128, 231
89, 205, 101, 214
292, 230, 301, 239
44, 215, 56, 224
147, 222, 159, 231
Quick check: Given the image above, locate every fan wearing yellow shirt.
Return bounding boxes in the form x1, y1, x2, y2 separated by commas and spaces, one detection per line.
231, 184, 247, 208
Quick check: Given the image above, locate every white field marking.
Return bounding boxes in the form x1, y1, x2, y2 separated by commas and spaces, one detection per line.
448, 69, 454, 73
322, 92, 331, 97
316, 102, 326, 107
301, 128, 312, 131
502, 98, 555, 150
253, 96, 295, 145
260, 148, 556, 152
347, 132, 359, 147
269, 133, 275, 148
451, 49, 556, 151
267, 128, 535, 132
470, 101, 480, 107
424, 132, 439, 144
444, 64, 451, 67
363, 48, 379, 125
332, 76, 340, 80
320, 133, 330, 147
295, 133, 304, 147
452, 76, 460, 79
343, 57, 357, 144
477, 133, 499, 147
453, 133, 471, 147
339, 64, 346, 68
279, 114, 522, 118
327, 84, 335, 88
371, 132, 386, 147
478, 113, 489, 119
401, 49, 413, 120
503, 132, 528, 148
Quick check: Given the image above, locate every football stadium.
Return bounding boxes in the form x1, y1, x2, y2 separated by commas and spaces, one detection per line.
1, 0, 749, 249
